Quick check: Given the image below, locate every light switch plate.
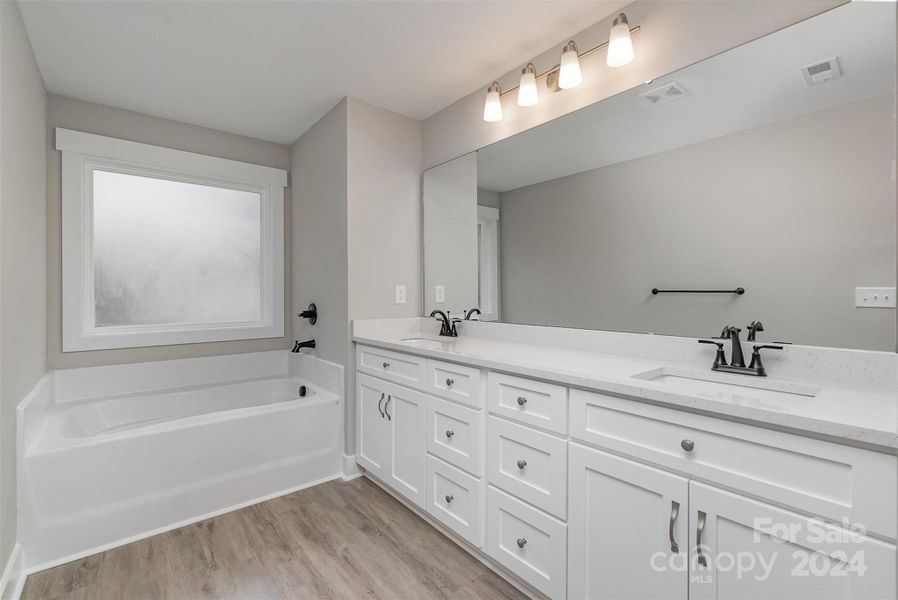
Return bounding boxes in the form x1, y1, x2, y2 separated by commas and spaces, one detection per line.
394, 285, 406, 305
855, 287, 896, 308
435, 285, 445, 303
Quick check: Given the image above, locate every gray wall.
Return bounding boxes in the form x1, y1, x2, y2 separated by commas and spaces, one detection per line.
422, 0, 843, 168
0, 0, 48, 569
477, 189, 500, 209
46, 95, 293, 369
292, 98, 422, 455
499, 95, 896, 351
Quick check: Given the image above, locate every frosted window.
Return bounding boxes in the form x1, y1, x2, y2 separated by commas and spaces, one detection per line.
92, 170, 262, 327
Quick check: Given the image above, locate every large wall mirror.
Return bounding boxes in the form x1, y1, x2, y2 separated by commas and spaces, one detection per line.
423, 2, 896, 351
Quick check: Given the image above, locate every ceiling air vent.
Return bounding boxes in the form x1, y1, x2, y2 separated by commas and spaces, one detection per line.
638, 81, 689, 107
801, 57, 842, 86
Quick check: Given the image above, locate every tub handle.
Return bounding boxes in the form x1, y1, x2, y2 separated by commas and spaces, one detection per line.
377, 392, 385, 418
385, 395, 392, 421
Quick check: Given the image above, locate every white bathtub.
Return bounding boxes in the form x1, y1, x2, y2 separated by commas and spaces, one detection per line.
19, 351, 343, 570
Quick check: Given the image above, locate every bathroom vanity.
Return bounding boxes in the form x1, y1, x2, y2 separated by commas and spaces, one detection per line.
353, 320, 897, 600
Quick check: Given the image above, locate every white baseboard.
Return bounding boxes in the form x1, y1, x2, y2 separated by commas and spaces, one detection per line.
341, 454, 363, 481
0, 543, 25, 600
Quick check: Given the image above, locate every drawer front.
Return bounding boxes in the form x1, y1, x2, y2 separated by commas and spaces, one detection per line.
426, 455, 483, 548
486, 486, 567, 599
427, 396, 483, 476
487, 372, 567, 434
570, 388, 898, 540
426, 359, 482, 408
487, 416, 567, 519
356, 345, 426, 390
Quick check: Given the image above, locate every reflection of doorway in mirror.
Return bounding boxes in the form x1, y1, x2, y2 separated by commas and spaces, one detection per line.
477, 206, 499, 321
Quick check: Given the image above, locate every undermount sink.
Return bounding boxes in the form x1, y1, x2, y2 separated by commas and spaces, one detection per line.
631, 366, 821, 404
398, 337, 449, 350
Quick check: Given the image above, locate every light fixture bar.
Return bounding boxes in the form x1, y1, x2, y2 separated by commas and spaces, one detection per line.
498, 24, 640, 99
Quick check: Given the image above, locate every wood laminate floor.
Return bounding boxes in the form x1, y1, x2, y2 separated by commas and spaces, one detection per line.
22, 477, 525, 600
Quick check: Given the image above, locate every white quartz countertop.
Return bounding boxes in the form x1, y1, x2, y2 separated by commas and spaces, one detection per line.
353, 330, 898, 452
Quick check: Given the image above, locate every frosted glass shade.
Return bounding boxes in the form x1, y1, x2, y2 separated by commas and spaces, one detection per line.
483, 83, 503, 122
517, 65, 538, 107
558, 42, 582, 89
607, 21, 635, 67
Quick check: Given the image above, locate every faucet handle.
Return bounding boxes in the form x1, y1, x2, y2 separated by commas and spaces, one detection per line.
698, 339, 728, 367
748, 344, 782, 375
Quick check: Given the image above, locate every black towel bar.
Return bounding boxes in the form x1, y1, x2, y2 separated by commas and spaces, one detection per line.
651, 287, 745, 295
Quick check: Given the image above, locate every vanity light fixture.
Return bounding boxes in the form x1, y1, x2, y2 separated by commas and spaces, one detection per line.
558, 41, 583, 89
517, 63, 538, 107
481, 13, 639, 121
606, 12, 635, 67
483, 82, 503, 122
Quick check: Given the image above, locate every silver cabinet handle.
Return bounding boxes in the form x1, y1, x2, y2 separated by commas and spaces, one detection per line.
516, 459, 527, 470
382, 362, 390, 369
445, 378, 455, 387
669, 500, 680, 553
445, 494, 454, 504
516, 396, 527, 406
681, 439, 695, 452
377, 392, 385, 418
696, 511, 708, 567
384, 395, 392, 421
516, 538, 527, 549
445, 430, 454, 439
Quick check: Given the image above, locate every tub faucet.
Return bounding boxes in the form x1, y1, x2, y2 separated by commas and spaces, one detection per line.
292, 339, 316, 352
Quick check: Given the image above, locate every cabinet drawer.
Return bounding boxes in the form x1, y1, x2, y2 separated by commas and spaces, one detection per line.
486, 486, 567, 599
356, 345, 426, 390
487, 372, 567, 434
427, 396, 482, 476
426, 359, 482, 407
570, 388, 898, 540
426, 455, 483, 548
487, 417, 567, 519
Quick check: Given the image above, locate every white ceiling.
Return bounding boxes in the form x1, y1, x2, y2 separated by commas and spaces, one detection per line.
19, 0, 626, 145
478, 1, 896, 193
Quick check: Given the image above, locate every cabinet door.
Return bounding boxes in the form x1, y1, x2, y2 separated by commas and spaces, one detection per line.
356, 374, 390, 479
568, 443, 688, 600
385, 382, 426, 508
689, 482, 896, 600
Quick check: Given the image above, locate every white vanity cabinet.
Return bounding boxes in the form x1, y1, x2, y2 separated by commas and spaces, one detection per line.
356, 372, 426, 508
568, 443, 688, 600
355, 343, 897, 600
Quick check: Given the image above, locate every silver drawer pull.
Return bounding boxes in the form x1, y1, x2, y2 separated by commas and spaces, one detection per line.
669, 500, 680, 553
516, 538, 527, 549
445, 494, 454, 504
382, 362, 391, 369
696, 511, 708, 567
445, 378, 455, 387
681, 439, 695, 452
445, 430, 455, 439
516, 396, 527, 406
516, 459, 527, 470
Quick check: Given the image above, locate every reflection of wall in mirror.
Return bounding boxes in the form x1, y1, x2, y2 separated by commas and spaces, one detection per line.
423, 153, 478, 318
498, 95, 896, 351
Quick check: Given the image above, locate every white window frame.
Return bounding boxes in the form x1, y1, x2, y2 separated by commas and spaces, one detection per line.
477, 206, 500, 321
58, 128, 287, 352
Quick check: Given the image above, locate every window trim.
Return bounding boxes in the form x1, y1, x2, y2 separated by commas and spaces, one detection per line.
58, 128, 287, 352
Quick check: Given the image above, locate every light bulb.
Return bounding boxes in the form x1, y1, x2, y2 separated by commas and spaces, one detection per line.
607, 13, 634, 67
517, 63, 538, 107
483, 82, 503, 122
558, 41, 582, 89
